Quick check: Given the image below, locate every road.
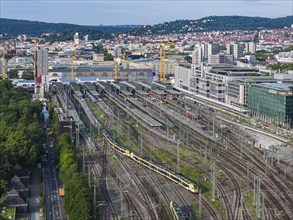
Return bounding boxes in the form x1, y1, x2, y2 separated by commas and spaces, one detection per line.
44, 141, 67, 220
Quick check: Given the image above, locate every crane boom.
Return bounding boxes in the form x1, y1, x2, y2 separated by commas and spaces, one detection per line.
114, 60, 118, 81
159, 44, 163, 82
71, 44, 77, 80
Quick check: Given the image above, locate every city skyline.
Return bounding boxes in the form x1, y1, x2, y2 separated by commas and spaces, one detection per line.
1, 0, 292, 25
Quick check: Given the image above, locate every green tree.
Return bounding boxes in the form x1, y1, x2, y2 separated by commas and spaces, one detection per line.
22, 70, 34, 80
0, 80, 43, 197
7, 69, 19, 78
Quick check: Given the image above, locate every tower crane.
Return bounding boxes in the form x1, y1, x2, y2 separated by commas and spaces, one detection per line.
159, 44, 164, 82
71, 44, 77, 80
113, 60, 118, 81
159, 42, 175, 82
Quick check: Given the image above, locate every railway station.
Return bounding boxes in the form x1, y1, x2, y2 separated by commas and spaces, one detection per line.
68, 82, 83, 97
109, 82, 133, 97
95, 81, 111, 96
45, 77, 293, 220
122, 81, 148, 96
83, 82, 99, 98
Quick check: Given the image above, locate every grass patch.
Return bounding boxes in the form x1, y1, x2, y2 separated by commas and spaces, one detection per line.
192, 202, 202, 220
88, 101, 106, 124
109, 126, 140, 153
244, 191, 257, 220
205, 190, 226, 220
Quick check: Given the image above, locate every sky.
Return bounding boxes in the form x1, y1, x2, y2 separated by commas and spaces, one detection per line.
0, 0, 292, 25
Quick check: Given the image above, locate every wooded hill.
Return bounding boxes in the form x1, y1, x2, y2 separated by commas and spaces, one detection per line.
129, 15, 293, 36
0, 18, 138, 37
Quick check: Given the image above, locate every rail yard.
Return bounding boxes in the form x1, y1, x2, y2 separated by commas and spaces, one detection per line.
52, 80, 293, 220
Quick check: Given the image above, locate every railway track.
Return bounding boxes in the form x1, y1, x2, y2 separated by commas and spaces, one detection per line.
160, 96, 291, 218
81, 91, 292, 220
83, 140, 119, 220
150, 134, 231, 220
109, 147, 160, 219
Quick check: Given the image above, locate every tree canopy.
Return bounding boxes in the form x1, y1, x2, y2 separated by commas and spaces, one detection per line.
54, 128, 92, 220
129, 15, 293, 36
0, 80, 44, 197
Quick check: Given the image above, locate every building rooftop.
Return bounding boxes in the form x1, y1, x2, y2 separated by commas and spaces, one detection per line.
257, 83, 293, 92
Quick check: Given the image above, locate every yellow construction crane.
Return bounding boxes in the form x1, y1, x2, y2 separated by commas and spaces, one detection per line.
1, 44, 6, 80
159, 43, 168, 82
159, 44, 164, 82
113, 60, 118, 81
162, 49, 166, 82
159, 42, 175, 82
71, 44, 77, 80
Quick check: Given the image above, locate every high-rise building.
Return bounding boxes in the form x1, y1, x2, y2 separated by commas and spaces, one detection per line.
208, 54, 234, 65
245, 42, 256, 54
233, 43, 244, 59
226, 43, 233, 55
192, 45, 202, 65
37, 47, 48, 76
74, 32, 79, 45
208, 42, 220, 57
201, 43, 209, 60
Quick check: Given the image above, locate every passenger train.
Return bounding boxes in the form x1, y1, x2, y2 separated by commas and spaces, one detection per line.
102, 130, 198, 193
148, 90, 163, 100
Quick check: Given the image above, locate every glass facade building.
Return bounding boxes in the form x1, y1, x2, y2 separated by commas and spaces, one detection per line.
248, 83, 293, 127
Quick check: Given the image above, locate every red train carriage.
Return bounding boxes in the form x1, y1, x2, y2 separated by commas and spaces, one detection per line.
148, 90, 163, 100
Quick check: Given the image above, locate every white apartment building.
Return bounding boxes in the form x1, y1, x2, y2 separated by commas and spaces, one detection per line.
275, 51, 293, 63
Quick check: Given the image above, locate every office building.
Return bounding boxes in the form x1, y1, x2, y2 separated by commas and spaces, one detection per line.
226, 43, 233, 55
174, 64, 226, 102
208, 54, 234, 65
201, 43, 209, 60
233, 43, 245, 59
192, 45, 202, 65
208, 42, 220, 57
248, 83, 293, 127
227, 77, 275, 108
245, 42, 256, 54
37, 47, 48, 76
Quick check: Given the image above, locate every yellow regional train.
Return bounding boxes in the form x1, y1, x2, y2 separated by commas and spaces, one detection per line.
102, 130, 198, 193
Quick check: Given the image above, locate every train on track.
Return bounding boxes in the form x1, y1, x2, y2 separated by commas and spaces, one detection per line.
148, 90, 163, 100
170, 201, 185, 220
186, 111, 199, 120
102, 130, 198, 193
